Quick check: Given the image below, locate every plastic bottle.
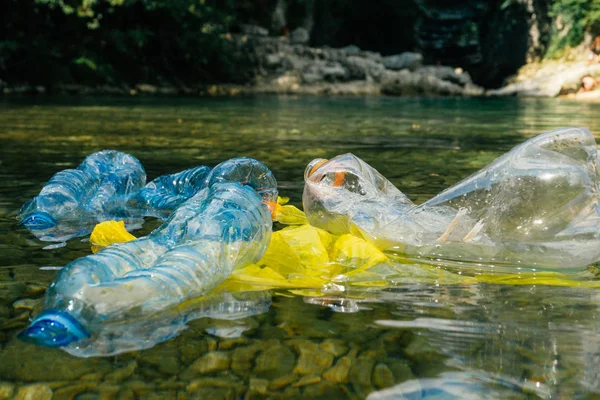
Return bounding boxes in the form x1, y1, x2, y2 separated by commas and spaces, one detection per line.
205, 157, 279, 205
18, 150, 146, 242
303, 127, 600, 270
127, 157, 278, 217
126, 165, 211, 218
19, 181, 274, 348
20, 154, 278, 242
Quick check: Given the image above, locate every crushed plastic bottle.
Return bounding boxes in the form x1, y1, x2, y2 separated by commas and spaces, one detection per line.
124, 156, 278, 217
19, 173, 275, 348
18, 150, 146, 242
126, 165, 211, 218
19, 151, 277, 242
303, 127, 600, 270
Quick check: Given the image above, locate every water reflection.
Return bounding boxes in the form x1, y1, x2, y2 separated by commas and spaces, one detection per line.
367, 371, 545, 400
294, 280, 600, 398
62, 290, 271, 357
348, 283, 600, 398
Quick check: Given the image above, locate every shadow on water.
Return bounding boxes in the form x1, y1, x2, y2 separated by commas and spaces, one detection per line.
1, 95, 600, 398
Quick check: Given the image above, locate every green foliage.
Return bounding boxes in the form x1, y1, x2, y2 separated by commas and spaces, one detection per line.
0, 0, 242, 87
546, 0, 600, 57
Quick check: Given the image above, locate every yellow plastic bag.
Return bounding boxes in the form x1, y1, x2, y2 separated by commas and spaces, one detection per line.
89, 220, 136, 254
271, 197, 309, 225
88, 206, 389, 291
330, 234, 387, 276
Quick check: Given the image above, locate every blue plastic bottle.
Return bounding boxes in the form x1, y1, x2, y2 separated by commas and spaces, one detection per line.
205, 157, 279, 204
126, 165, 212, 218
19, 153, 278, 242
20, 175, 276, 347
18, 150, 146, 242
126, 156, 278, 216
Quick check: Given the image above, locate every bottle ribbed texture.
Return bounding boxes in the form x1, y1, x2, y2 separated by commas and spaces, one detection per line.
18, 150, 146, 242
45, 182, 273, 324
19, 153, 278, 242
127, 166, 211, 217
20, 156, 277, 348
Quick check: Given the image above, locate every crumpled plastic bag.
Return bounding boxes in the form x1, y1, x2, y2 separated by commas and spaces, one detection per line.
90, 220, 136, 254
270, 196, 308, 225
89, 199, 395, 291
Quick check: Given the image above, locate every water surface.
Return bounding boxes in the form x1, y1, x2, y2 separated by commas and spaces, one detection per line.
1, 96, 600, 399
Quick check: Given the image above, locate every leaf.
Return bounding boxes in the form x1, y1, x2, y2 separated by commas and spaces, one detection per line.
73, 56, 97, 70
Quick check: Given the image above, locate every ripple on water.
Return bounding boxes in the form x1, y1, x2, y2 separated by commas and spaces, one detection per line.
2, 96, 600, 398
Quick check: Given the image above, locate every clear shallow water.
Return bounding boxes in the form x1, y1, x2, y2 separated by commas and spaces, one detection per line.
2, 96, 600, 399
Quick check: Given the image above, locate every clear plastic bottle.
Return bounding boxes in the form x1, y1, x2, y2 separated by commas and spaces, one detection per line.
303, 127, 600, 270
126, 165, 211, 218
19, 181, 274, 348
18, 150, 146, 242
20, 154, 278, 242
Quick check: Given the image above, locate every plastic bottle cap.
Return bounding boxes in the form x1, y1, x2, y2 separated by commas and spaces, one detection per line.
18, 310, 89, 348
21, 212, 57, 230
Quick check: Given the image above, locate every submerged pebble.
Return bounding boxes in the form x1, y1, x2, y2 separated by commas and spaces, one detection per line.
187, 351, 231, 375
12, 298, 41, 311
140, 343, 181, 376
287, 339, 334, 375
323, 355, 354, 383
291, 375, 321, 387
268, 374, 298, 391
302, 380, 347, 399
187, 377, 242, 391
80, 373, 105, 381
13, 384, 52, 400
249, 377, 269, 394
387, 359, 414, 382
0, 282, 26, 306
105, 360, 138, 383
372, 363, 395, 389
320, 338, 348, 357
179, 340, 209, 365
349, 351, 377, 397
231, 344, 261, 376
254, 342, 296, 379
0, 339, 111, 381
125, 381, 157, 397
51, 382, 97, 399
0, 383, 15, 400
186, 386, 235, 399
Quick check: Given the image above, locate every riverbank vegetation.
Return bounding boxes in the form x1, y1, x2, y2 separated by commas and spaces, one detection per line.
545, 0, 600, 57
2, 0, 600, 92
0, 0, 244, 88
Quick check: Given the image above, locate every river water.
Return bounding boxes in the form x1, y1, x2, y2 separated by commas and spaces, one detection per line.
1, 96, 600, 399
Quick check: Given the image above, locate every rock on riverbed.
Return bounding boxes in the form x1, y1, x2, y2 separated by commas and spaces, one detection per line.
487, 59, 600, 98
